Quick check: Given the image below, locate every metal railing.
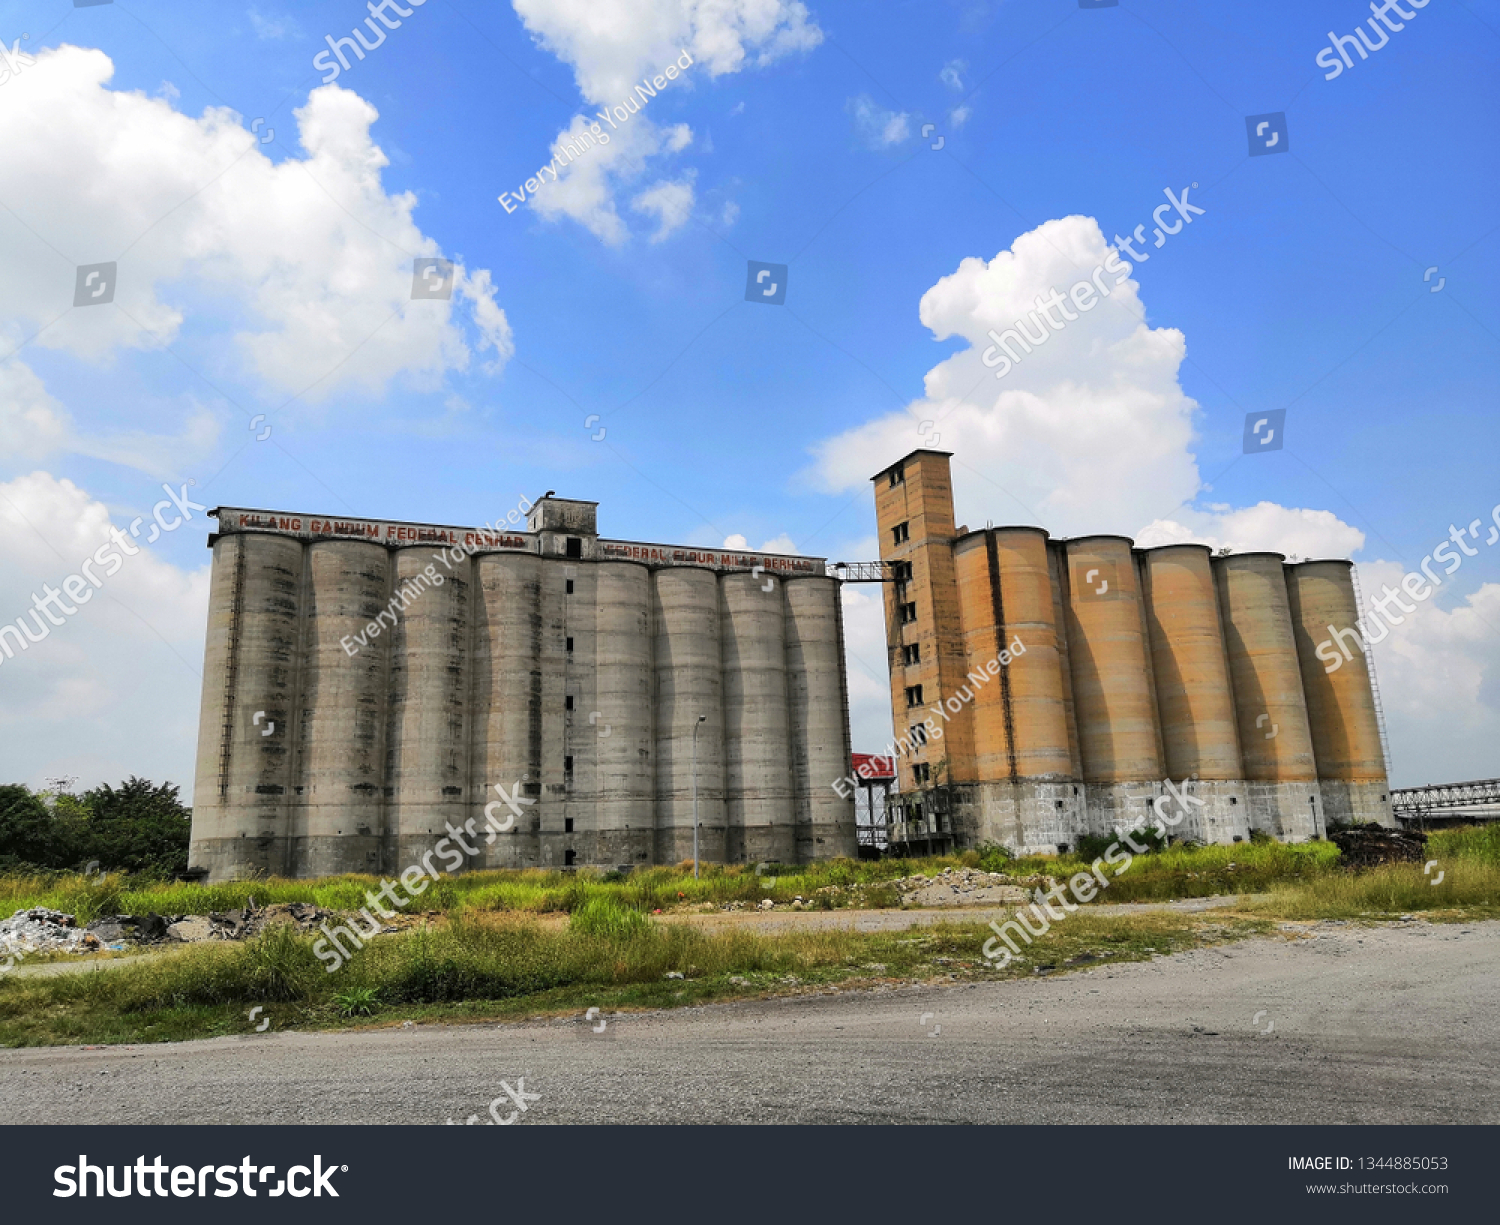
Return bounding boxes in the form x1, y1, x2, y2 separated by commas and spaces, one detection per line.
827, 560, 896, 582
1391, 777, 1500, 820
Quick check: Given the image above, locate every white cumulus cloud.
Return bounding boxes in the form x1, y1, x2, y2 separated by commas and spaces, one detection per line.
806, 214, 1362, 554
0, 45, 512, 401
723, 532, 800, 554
1351, 560, 1500, 786
0, 471, 209, 792
510, 0, 821, 242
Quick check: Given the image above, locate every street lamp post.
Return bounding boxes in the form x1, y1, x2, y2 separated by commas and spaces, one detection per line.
692, 714, 707, 879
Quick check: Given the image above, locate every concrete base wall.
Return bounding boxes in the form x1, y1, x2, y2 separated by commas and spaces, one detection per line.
293, 836, 384, 878
927, 777, 1263, 855
188, 837, 288, 882
1083, 781, 1161, 841
1320, 779, 1395, 829
591, 828, 656, 867
810, 817, 859, 860
1245, 780, 1324, 841
736, 823, 799, 865
954, 780, 1090, 855
1157, 779, 1254, 845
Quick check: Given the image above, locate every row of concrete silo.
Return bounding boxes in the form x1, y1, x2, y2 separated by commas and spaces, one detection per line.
945, 529, 1391, 850
190, 530, 854, 881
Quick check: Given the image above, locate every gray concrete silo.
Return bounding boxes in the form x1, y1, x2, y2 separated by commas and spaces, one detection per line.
384, 548, 471, 872
189, 531, 304, 880
594, 561, 656, 866
291, 541, 390, 877
653, 568, 726, 865
784, 576, 855, 862
720, 571, 795, 863
470, 552, 542, 868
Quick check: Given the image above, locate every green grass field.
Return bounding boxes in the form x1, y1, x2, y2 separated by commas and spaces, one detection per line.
1, 824, 1495, 1048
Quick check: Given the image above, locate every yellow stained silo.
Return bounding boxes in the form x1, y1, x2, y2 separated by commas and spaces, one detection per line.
952, 526, 1085, 850
1064, 536, 1163, 835
1140, 545, 1250, 842
1212, 553, 1323, 839
1285, 560, 1394, 827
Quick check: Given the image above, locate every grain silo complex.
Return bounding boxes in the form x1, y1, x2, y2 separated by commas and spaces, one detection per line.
874, 449, 1394, 854
189, 496, 856, 881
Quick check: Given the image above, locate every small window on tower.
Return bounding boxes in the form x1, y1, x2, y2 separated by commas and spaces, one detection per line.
566, 579, 574, 594
564, 755, 574, 773
565, 695, 574, 711
893, 521, 910, 545
905, 685, 923, 707
564, 817, 574, 833
566, 537, 582, 559
566, 637, 574, 652
889, 462, 905, 487
901, 602, 918, 624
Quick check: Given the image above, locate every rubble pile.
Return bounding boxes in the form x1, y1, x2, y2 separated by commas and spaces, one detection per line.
720, 866, 1058, 912
1329, 824, 1429, 869
0, 908, 102, 959
892, 866, 1050, 907
2, 899, 340, 963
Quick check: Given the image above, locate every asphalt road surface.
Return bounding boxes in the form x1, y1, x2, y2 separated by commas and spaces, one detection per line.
3, 919, 1494, 1124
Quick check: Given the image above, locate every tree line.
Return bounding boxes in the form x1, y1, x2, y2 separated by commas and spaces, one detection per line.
0, 778, 190, 877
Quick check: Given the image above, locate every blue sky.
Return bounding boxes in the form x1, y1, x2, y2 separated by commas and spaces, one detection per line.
0, 0, 1496, 793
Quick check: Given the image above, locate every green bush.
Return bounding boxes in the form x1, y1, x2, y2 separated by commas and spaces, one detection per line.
332, 987, 381, 1017
0, 778, 189, 877
974, 842, 1012, 872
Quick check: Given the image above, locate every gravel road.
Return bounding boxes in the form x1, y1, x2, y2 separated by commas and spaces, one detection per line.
3, 919, 1494, 1124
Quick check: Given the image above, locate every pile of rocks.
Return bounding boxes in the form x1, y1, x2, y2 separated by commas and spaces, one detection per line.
146, 900, 333, 944
892, 866, 1048, 907
2, 899, 340, 963
0, 908, 103, 961
1329, 824, 1429, 869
